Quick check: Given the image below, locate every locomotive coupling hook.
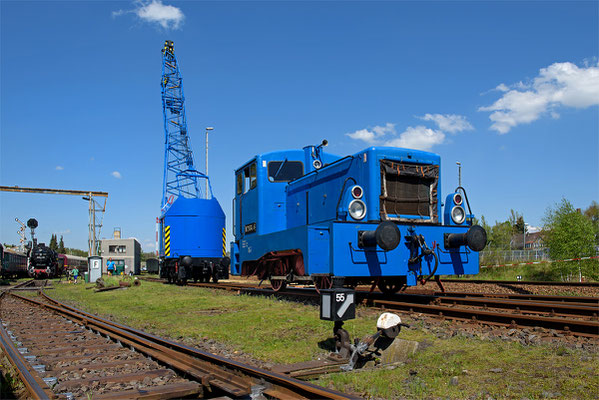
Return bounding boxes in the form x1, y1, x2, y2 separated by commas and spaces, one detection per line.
444, 225, 487, 252
358, 221, 400, 251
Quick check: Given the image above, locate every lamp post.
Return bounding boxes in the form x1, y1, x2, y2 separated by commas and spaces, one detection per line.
523, 222, 527, 252
205, 127, 214, 199
456, 162, 462, 187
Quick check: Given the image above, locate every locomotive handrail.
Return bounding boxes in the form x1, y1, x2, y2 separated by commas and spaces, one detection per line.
348, 242, 389, 264
335, 177, 357, 219
288, 155, 355, 184
455, 186, 473, 222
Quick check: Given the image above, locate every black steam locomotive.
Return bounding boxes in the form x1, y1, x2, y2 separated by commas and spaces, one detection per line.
28, 243, 62, 279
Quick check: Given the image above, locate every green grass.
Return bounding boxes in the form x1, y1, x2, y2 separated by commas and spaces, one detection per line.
316, 336, 598, 399
49, 279, 375, 363
452, 261, 599, 282
46, 279, 598, 399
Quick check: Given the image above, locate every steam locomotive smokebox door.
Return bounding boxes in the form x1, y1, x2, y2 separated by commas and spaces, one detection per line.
320, 288, 355, 321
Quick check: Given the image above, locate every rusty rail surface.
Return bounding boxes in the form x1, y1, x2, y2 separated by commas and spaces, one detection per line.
0, 293, 52, 399
0, 279, 36, 292
12, 291, 358, 399
369, 299, 598, 337
432, 291, 599, 304
439, 278, 599, 287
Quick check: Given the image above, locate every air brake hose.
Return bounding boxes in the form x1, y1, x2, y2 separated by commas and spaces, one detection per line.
414, 237, 439, 284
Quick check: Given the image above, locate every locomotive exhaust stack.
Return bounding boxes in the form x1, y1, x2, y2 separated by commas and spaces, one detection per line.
444, 225, 487, 252
358, 221, 401, 251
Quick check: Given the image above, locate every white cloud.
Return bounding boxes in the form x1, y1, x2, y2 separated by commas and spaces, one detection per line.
346, 123, 395, 144
55, 166, 64, 170
113, 1, 185, 30
111, 171, 122, 179
384, 126, 445, 152
480, 61, 599, 133
346, 114, 471, 151
419, 114, 474, 133
53, 229, 71, 235
496, 83, 509, 92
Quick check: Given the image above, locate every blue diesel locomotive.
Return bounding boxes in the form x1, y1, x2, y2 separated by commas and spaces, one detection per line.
230, 142, 487, 293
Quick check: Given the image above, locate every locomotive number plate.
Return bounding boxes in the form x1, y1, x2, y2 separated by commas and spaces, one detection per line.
244, 222, 257, 234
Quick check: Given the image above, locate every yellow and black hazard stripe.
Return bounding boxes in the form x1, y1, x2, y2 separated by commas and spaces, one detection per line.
222, 228, 227, 257
164, 225, 171, 257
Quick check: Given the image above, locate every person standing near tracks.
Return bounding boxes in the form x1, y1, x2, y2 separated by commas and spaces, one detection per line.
72, 267, 79, 284
107, 258, 115, 276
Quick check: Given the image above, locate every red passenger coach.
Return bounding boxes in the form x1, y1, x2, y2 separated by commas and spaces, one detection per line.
58, 254, 88, 275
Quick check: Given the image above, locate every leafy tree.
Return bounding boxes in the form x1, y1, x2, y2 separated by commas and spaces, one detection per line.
543, 198, 596, 281
58, 236, 65, 254
584, 201, 599, 245
49, 234, 58, 251
489, 221, 513, 250
479, 215, 492, 238
65, 248, 87, 257
509, 209, 525, 234
140, 251, 156, 262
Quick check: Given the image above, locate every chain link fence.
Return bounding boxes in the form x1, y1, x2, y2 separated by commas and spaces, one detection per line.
480, 249, 550, 265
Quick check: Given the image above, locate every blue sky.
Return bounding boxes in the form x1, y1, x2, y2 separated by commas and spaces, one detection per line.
1, 0, 597, 252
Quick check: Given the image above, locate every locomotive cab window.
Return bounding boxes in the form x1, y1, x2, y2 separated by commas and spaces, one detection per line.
239, 162, 257, 194
236, 172, 243, 195
267, 160, 303, 182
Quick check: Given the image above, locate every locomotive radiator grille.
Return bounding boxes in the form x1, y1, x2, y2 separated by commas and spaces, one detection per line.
379, 160, 439, 223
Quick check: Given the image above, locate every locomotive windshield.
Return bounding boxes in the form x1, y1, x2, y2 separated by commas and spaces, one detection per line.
267, 161, 303, 182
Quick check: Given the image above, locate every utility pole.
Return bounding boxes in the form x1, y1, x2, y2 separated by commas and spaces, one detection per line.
1, 185, 107, 257
456, 162, 462, 187
205, 126, 214, 199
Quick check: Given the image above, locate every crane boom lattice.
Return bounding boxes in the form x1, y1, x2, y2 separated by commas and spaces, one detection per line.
161, 40, 204, 210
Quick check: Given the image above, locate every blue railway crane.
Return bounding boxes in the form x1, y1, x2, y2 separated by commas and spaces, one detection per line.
161, 39, 202, 204
157, 40, 229, 284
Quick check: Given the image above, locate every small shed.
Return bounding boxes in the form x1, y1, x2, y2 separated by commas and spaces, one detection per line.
88, 256, 102, 283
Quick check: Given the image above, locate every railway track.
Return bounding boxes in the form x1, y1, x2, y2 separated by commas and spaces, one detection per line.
0, 291, 358, 399
0, 279, 37, 292
440, 278, 599, 287
143, 277, 599, 338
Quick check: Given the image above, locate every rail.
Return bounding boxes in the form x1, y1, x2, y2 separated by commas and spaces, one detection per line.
8, 291, 358, 399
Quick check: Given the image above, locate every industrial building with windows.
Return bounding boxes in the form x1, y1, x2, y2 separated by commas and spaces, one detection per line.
100, 229, 141, 275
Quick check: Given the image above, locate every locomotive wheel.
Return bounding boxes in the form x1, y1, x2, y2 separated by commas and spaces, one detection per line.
313, 275, 333, 294
377, 278, 405, 295
270, 279, 287, 292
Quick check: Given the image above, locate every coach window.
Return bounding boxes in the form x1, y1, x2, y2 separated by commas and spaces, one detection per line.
267, 160, 304, 182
